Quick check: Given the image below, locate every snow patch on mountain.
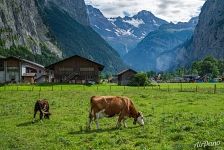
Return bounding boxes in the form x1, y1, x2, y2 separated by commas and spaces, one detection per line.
123, 19, 145, 27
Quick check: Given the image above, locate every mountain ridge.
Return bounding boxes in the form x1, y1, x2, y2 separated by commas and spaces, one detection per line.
124, 17, 198, 72
87, 5, 168, 56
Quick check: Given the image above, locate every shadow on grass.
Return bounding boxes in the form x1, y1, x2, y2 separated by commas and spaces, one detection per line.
68, 126, 140, 135
16, 121, 34, 127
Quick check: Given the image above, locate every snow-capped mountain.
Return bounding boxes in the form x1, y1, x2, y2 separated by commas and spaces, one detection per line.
124, 17, 198, 72
87, 5, 168, 56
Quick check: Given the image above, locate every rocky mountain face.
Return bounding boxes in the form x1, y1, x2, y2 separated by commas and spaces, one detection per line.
0, 0, 61, 56
124, 17, 198, 72
37, 0, 126, 72
187, 0, 224, 61
44, 0, 89, 26
158, 0, 224, 71
87, 5, 168, 56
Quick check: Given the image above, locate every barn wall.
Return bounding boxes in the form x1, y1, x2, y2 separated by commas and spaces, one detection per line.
118, 71, 136, 85
5, 58, 21, 83
52, 56, 101, 83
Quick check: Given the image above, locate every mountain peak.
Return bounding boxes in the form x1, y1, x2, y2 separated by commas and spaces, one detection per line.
137, 10, 154, 16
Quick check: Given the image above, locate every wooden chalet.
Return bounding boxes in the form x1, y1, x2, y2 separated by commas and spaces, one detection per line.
46, 55, 104, 84
118, 69, 137, 85
0, 56, 46, 83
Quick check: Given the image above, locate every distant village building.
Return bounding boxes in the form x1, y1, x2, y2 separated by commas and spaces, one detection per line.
0, 56, 46, 83
46, 55, 104, 84
118, 69, 137, 86
183, 75, 200, 83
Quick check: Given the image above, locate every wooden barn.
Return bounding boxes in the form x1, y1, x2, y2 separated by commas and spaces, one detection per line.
46, 55, 104, 84
0, 56, 46, 83
118, 69, 137, 85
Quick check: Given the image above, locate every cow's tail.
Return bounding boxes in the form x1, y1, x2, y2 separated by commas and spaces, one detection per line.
87, 97, 96, 130
89, 96, 95, 119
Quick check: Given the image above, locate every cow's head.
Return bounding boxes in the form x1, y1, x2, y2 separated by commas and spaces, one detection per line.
133, 112, 144, 126
43, 112, 51, 119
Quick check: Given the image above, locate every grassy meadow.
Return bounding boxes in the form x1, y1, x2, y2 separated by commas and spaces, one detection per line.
0, 83, 224, 150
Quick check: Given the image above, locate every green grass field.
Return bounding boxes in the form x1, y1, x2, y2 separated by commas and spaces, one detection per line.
0, 83, 224, 150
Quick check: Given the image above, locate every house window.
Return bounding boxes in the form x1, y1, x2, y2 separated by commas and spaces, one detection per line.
0, 61, 4, 71
39, 70, 41, 74
7, 67, 19, 72
59, 68, 73, 72
80, 67, 94, 72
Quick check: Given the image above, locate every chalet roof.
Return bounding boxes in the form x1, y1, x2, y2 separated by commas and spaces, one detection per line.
22, 73, 36, 77
0, 55, 6, 59
22, 59, 45, 69
5, 56, 45, 69
117, 69, 137, 76
46, 55, 104, 71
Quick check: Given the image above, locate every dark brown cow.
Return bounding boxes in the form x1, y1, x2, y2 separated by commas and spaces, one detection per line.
33, 99, 51, 122
88, 96, 144, 129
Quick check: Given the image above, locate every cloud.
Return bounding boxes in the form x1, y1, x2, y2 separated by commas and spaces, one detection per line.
123, 11, 131, 17
85, 0, 206, 22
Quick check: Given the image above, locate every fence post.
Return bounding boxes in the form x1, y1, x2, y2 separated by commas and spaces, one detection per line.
39, 90, 41, 99
214, 84, 217, 94
180, 83, 183, 92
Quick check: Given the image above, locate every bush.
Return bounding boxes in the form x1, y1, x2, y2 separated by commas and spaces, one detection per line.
128, 73, 150, 86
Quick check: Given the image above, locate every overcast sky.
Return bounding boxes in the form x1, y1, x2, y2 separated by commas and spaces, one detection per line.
85, 0, 206, 22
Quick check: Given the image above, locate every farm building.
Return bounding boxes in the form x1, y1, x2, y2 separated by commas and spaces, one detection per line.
0, 56, 47, 83
118, 69, 137, 85
46, 55, 104, 84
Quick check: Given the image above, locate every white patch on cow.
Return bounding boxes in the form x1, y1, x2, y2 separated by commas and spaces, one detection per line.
137, 115, 144, 126
96, 109, 108, 119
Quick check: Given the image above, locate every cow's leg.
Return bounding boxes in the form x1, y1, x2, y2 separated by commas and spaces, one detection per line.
123, 118, 128, 128
39, 111, 43, 121
95, 113, 100, 130
87, 111, 94, 130
116, 115, 124, 128
33, 110, 37, 123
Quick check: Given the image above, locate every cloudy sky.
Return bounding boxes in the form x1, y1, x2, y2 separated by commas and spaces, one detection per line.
85, 0, 206, 22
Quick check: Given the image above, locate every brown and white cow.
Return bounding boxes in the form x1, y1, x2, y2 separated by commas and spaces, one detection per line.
88, 96, 144, 129
33, 99, 51, 122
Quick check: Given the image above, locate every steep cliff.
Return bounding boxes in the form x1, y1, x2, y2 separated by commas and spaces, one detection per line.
187, 0, 224, 61
159, 0, 224, 71
0, 0, 61, 56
